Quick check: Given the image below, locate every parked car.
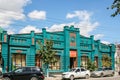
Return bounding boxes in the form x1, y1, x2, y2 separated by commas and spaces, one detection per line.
0, 67, 2, 78
62, 67, 90, 80
91, 67, 114, 77
2, 66, 44, 80
0, 67, 2, 75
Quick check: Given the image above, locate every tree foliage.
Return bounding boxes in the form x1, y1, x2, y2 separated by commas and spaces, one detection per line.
102, 54, 112, 67
109, 0, 120, 17
87, 58, 96, 71
37, 40, 57, 65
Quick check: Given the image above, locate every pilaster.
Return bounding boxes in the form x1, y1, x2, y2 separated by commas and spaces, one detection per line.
90, 35, 95, 62
97, 40, 102, 68
64, 26, 70, 71
27, 31, 35, 66
2, 31, 8, 72
76, 29, 80, 67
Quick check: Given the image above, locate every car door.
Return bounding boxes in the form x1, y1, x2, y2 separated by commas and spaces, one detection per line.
103, 68, 109, 76
13, 68, 25, 80
22, 67, 32, 80
106, 68, 113, 75
79, 68, 87, 77
75, 69, 81, 78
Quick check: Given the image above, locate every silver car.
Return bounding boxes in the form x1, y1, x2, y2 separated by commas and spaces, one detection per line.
62, 67, 90, 80
91, 67, 114, 77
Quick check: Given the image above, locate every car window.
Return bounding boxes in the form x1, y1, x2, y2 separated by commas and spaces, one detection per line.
14, 68, 23, 73
23, 67, 31, 72
76, 69, 80, 72
32, 67, 39, 72
81, 68, 86, 71
70, 68, 76, 72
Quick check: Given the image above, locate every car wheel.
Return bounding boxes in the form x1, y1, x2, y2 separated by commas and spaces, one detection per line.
62, 78, 66, 80
3, 77, 11, 80
111, 72, 114, 76
70, 75, 74, 80
85, 74, 89, 79
0, 71, 2, 75
30, 76, 38, 80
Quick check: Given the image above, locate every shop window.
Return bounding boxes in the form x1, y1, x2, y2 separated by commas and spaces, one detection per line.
94, 56, 98, 68
81, 56, 88, 69
12, 54, 26, 70
49, 55, 61, 70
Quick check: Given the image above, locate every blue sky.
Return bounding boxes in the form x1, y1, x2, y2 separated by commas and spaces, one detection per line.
0, 0, 120, 44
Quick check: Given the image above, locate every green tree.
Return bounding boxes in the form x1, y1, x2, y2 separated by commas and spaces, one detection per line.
102, 54, 112, 67
37, 40, 57, 77
108, 0, 120, 17
87, 58, 96, 71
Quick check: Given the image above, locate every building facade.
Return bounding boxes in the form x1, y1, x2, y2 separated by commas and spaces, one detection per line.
115, 44, 120, 72
0, 26, 115, 73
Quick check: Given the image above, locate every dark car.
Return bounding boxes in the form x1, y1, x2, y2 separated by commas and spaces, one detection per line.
2, 66, 44, 80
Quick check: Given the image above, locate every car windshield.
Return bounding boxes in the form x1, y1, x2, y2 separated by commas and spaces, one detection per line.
70, 68, 76, 72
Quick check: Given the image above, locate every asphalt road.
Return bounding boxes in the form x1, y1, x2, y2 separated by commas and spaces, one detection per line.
45, 75, 120, 80
75, 76, 120, 80
0, 75, 120, 80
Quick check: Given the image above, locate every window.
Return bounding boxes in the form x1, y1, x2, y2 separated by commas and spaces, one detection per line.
81, 56, 88, 69
49, 55, 61, 70
94, 56, 98, 68
14, 68, 23, 73
23, 67, 31, 72
81, 68, 86, 71
12, 54, 26, 70
76, 69, 80, 72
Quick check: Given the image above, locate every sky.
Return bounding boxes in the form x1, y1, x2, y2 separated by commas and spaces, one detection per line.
0, 0, 120, 44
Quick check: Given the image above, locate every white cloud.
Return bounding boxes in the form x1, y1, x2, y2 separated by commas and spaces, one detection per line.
46, 22, 75, 32
46, 10, 99, 37
75, 21, 99, 36
19, 25, 41, 33
94, 34, 110, 44
66, 10, 99, 36
94, 34, 104, 40
28, 10, 46, 20
7, 29, 15, 34
0, 0, 31, 27
66, 10, 92, 21
101, 41, 110, 44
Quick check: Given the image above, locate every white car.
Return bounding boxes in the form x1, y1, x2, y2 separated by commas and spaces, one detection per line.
0, 67, 2, 74
62, 67, 90, 80
91, 67, 114, 77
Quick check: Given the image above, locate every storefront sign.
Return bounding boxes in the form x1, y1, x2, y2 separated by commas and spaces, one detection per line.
16, 50, 22, 53
70, 51, 77, 57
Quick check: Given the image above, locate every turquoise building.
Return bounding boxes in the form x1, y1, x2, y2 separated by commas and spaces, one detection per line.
0, 26, 116, 73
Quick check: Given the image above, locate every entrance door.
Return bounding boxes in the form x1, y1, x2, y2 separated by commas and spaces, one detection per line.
70, 51, 77, 69
35, 55, 42, 68
70, 58, 77, 69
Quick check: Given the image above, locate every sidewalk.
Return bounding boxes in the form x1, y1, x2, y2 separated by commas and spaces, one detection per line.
45, 72, 120, 80
45, 74, 62, 80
